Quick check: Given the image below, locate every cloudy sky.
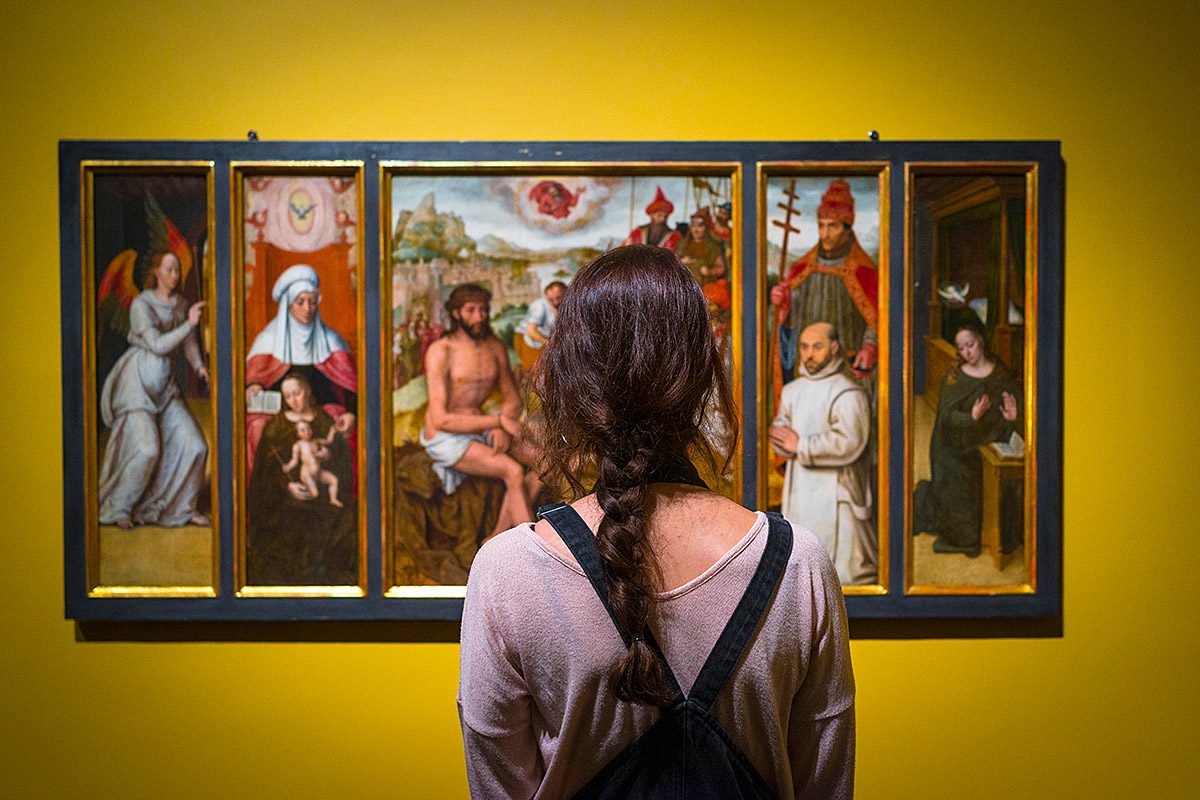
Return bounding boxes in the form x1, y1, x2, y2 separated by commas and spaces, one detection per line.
391, 175, 712, 252
390, 173, 879, 261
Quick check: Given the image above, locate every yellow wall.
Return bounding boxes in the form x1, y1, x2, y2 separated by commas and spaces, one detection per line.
2, 1, 1197, 797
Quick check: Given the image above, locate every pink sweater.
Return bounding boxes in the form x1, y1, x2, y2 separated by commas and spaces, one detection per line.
458, 512, 855, 799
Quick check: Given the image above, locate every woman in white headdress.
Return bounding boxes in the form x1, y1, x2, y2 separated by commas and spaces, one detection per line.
243, 264, 360, 584
245, 264, 357, 467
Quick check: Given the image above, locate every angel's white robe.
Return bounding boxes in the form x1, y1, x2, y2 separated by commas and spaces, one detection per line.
98, 290, 208, 526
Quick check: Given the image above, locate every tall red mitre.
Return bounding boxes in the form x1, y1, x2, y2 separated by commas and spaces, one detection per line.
645, 186, 674, 216
818, 179, 855, 226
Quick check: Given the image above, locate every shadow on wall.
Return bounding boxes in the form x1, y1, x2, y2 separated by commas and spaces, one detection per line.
75, 615, 1063, 643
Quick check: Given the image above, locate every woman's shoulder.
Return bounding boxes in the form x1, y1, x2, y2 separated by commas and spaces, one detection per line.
468, 524, 555, 595
524, 495, 607, 566
791, 521, 844, 579
986, 358, 1018, 383
941, 364, 987, 396
247, 316, 279, 352
260, 415, 290, 440
476, 523, 533, 555
942, 363, 968, 383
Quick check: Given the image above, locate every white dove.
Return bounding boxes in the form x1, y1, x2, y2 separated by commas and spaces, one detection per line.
937, 282, 969, 305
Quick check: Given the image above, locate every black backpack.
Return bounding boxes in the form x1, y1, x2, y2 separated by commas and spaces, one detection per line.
537, 503, 794, 800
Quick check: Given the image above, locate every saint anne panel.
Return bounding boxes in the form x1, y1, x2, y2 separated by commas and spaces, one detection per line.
232, 163, 367, 596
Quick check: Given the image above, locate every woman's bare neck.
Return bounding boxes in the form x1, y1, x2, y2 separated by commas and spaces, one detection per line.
961, 357, 996, 379
533, 485, 760, 592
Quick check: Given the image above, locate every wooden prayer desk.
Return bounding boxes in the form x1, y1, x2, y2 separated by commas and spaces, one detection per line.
977, 445, 1024, 570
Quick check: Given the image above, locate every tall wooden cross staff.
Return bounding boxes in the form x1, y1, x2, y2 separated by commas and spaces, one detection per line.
772, 178, 803, 281
768, 179, 803, 443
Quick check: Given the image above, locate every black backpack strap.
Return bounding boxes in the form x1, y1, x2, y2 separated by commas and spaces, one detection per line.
536, 502, 683, 700
687, 511, 793, 711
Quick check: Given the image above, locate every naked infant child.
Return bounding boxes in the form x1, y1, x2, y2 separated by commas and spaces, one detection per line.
281, 420, 343, 507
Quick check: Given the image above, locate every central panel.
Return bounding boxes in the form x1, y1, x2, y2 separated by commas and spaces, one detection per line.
381, 163, 744, 596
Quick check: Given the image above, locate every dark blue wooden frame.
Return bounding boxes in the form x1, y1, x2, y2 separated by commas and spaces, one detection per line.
60, 140, 1062, 622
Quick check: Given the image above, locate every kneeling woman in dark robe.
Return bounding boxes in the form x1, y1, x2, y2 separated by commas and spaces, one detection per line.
914, 321, 1022, 556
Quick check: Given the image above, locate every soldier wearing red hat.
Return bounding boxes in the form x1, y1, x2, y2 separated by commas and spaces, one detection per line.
769, 178, 879, 382
621, 186, 683, 250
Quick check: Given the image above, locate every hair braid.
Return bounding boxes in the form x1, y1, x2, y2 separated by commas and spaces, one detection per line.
594, 443, 674, 706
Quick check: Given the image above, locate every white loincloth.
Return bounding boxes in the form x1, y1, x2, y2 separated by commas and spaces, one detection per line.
420, 429, 488, 495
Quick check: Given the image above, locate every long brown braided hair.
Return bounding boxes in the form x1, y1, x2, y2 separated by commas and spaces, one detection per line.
534, 244, 738, 706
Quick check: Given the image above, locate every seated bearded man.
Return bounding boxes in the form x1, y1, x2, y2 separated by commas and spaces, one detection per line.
421, 283, 542, 535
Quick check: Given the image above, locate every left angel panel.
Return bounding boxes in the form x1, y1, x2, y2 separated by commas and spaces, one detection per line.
82, 163, 219, 596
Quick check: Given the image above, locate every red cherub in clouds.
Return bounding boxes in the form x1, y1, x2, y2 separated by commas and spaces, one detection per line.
527, 180, 583, 219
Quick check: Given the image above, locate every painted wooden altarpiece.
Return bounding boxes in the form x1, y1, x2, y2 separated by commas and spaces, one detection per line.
59, 140, 1062, 622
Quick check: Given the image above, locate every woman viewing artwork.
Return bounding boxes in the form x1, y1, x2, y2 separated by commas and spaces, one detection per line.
914, 321, 1023, 557
98, 251, 209, 530
458, 245, 854, 798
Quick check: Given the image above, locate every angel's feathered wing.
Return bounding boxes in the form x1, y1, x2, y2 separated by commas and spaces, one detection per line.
145, 192, 194, 286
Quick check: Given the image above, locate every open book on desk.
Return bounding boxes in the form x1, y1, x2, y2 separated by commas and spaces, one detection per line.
991, 432, 1025, 459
